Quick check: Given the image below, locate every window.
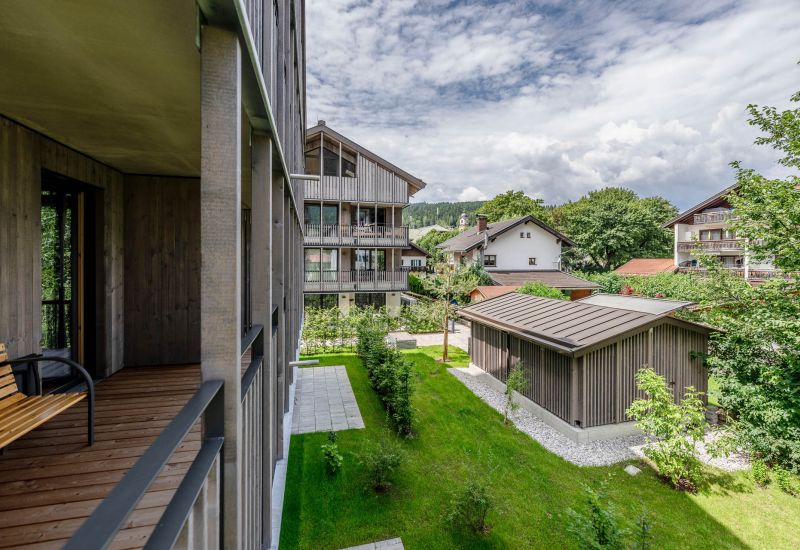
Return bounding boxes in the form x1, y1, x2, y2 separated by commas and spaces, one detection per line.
341, 147, 357, 177
355, 249, 385, 271
526, 232, 531, 238
317, 136, 358, 178
304, 248, 338, 280
322, 204, 338, 225
357, 207, 385, 226
520, 232, 524, 238
304, 203, 321, 225
529, 257, 537, 265
410, 259, 422, 267
304, 294, 338, 309
355, 293, 386, 308
304, 143, 320, 175
484, 255, 496, 267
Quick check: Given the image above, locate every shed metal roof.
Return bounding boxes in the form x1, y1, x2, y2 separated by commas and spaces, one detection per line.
460, 292, 709, 356
576, 294, 692, 315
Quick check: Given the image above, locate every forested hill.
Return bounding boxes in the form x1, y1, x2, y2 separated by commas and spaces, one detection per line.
403, 201, 485, 228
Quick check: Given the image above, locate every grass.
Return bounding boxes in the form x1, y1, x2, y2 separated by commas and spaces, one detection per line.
280, 345, 799, 549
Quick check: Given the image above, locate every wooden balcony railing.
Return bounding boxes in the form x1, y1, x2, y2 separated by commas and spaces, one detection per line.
678, 266, 781, 280
304, 224, 409, 246
303, 269, 409, 292
693, 211, 734, 224
677, 239, 743, 252
304, 176, 409, 204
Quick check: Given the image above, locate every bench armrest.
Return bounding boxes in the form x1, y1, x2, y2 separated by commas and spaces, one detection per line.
4, 356, 95, 401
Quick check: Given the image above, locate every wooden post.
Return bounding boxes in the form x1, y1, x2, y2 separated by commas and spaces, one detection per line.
201, 24, 242, 549
251, 133, 272, 544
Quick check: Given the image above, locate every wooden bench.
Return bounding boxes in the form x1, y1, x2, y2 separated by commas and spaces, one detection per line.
0, 342, 95, 449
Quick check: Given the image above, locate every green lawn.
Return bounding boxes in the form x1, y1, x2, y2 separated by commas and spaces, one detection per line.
280, 346, 799, 549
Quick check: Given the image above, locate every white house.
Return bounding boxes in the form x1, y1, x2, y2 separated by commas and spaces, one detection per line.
437, 214, 599, 299
401, 242, 430, 270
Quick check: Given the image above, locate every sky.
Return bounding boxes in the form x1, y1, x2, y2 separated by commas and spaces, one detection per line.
305, 0, 799, 210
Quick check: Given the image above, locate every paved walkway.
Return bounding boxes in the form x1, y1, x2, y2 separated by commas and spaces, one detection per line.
291, 366, 364, 434
343, 538, 404, 550
390, 323, 471, 352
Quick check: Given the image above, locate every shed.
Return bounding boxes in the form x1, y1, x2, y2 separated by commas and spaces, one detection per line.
460, 292, 712, 441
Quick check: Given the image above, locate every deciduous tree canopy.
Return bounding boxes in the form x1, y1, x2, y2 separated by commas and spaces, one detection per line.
476, 190, 551, 223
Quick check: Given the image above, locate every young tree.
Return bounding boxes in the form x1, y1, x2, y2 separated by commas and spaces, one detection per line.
421, 262, 479, 362
503, 362, 527, 425
551, 188, 677, 271
476, 190, 551, 223
705, 85, 800, 473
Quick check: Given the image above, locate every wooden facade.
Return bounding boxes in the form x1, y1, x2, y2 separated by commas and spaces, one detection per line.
0, 0, 307, 547
465, 294, 710, 430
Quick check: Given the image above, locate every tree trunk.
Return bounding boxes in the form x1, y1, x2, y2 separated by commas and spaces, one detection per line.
442, 301, 449, 362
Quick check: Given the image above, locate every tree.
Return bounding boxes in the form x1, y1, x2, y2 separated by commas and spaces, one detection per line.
421, 262, 479, 362
476, 190, 551, 223
416, 228, 459, 264
552, 188, 677, 272
503, 363, 527, 425
705, 85, 800, 473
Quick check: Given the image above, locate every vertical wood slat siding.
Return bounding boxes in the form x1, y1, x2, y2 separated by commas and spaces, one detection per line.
582, 345, 617, 427
469, 323, 505, 382
652, 324, 708, 402
0, 116, 124, 376
123, 176, 201, 366
509, 337, 571, 422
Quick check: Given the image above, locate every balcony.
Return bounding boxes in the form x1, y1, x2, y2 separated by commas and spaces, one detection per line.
677, 239, 743, 252
304, 177, 409, 204
304, 270, 409, 293
304, 224, 409, 247
678, 266, 781, 280
693, 211, 735, 224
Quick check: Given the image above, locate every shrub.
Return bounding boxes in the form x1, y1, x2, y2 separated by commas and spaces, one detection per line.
321, 431, 343, 476
626, 368, 707, 491
566, 480, 626, 550
517, 281, 567, 300
407, 272, 427, 296
360, 438, 404, 493
773, 466, 799, 497
446, 479, 493, 535
751, 459, 770, 487
356, 317, 416, 436
503, 362, 527, 425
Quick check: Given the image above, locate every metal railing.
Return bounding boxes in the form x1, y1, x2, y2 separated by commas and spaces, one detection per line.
239, 323, 266, 549
693, 211, 734, 224
66, 380, 225, 550
677, 239, 743, 252
678, 266, 782, 279
303, 269, 409, 292
303, 224, 409, 246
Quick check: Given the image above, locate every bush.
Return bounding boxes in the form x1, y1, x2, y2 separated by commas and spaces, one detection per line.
408, 272, 427, 295
360, 438, 404, 493
321, 431, 343, 476
356, 317, 416, 436
566, 480, 626, 549
774, 467, 799, 497
503, 362, 527, 425
399, 301, 445, 333
626, 368, 707, 491
446, 480, 493, 535
302, 305, 397, 355
751, 459, 770, 487
517, 281, 567, 300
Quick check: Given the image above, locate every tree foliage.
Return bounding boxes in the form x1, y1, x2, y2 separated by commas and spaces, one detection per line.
475, 190, 551, 224
403, 201, 485, 228
421, 262, 480, 361
704, 86, 800, 473
551, 188, 677, 272
415, 228, 460, 264
516, 281, 567, 300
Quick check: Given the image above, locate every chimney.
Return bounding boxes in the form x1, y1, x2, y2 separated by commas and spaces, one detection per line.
476, 214, 488, 233
318, 119, 326, 126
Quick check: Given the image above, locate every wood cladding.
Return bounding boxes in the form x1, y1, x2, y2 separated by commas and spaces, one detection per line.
123, 176, 201, 366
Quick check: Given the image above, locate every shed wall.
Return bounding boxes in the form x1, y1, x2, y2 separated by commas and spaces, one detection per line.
509, 337, 571, 422
470, 322, 506, 382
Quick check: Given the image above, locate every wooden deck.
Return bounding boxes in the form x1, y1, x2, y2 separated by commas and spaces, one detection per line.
0, 365, 201, 549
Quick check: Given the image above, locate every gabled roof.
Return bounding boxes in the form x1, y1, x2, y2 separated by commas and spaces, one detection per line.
470, 286, 520, 301
404, 242, 430, 257
436, 215, 573, 253
460, 292, 711, 357
488, 270, 599, 290
664, 184, 736, 228
306, 122, 426, 191
614, 258, 677, 276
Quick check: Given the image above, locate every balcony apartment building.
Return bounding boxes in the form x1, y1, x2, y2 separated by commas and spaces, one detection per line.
0, 1, 307, 547
302, 122, 426, 313
664, 185, 776, 280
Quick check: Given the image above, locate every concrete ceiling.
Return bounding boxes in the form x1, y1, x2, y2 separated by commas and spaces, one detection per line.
0, 1, 201, 176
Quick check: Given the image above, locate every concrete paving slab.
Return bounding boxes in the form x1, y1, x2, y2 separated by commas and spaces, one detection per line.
292, 365, 365, 435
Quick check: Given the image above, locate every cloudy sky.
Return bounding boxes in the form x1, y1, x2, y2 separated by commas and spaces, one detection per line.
305, 0, 799, 210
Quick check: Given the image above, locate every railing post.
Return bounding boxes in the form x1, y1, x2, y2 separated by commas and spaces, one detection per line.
201, 25, 242, 549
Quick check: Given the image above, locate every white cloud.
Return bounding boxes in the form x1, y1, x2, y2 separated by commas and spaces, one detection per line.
457, 186, 488, 202
306, 0, 799, 209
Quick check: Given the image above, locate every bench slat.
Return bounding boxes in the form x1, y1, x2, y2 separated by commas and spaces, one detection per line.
0, 393, 26, 413
0, 394, 87, 448
0, 365, 12, 377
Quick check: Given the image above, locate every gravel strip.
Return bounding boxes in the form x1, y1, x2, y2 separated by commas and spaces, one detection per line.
449, 367, 751, 471
448, 367, 645, 466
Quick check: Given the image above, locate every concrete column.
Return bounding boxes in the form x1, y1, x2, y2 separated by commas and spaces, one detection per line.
271, 173, 286, 460
251, 133, 273, 543
200, 25, 242, 549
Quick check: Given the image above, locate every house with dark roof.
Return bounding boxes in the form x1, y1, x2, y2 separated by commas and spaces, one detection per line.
663, 185, 775, 280
460, 292, 712, 442
401, 242, 431, 271
438, 214, 599, 299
